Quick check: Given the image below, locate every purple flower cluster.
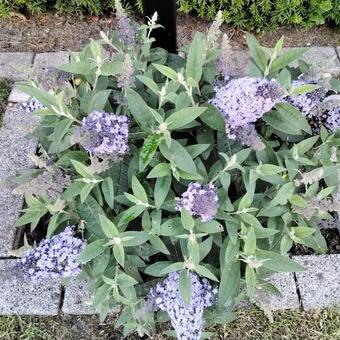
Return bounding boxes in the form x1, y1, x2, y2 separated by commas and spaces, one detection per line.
233, 123, 265, 150
176, 183, 218, 222
147, 272, 217, 340
20, 99, 45, 113
284, 80, 326, 116
20, 227, 85, 281
75, 111, 129, 155
304, 101, 340, 135
323, 107, 340, 133
210, 77, 283, 142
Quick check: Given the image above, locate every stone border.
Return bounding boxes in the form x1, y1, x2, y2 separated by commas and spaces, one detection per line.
0, 49, 339, 315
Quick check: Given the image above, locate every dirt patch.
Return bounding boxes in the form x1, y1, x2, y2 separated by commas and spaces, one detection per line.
0, 12, 339, 53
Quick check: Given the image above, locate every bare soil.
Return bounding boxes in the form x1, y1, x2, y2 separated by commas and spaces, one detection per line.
0, 12, 339, 53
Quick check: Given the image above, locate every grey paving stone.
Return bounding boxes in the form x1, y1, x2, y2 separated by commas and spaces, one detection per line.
293, 255, 340, 310
0, 128, 37, 171
3, 103, 40, 134
231, 49, 250, 77
287, 47, 340, 76
232, 47, 340, 78
336, 47, 340, 60
0, 259, 61, 315
0, 52, 34, 81
34, 52, 69, 69
8, 84, 30, 103
256, 272, 300, 311
0, 171, 23, 257
0, 104, 39, 171
62, 280, 96, 315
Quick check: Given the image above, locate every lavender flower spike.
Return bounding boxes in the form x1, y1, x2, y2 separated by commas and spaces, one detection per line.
20, 98, 45, 113
20, 227, 85, 281
210, 77, 283, 140
115, 0, 136, 47
147, 272, 217, 340
176, 183, 218, 222
74, 110, 129, 156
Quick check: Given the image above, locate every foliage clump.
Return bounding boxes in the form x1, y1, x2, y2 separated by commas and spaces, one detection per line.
10, 3, 340, 339
0, 0, 339, 30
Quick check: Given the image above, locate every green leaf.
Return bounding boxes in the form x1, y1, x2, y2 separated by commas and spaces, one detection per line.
262, 110, 299, 136
160, 262, 184, 275
80, 183, 94, 203
295, 136, 319, 155
269, 48, 308, 74
256, 249, 304, 272
131, 176, 148, 203
196, 220, 222, 234
144, 261, 172, 277
159, 139, 197, 175
291, 84, 320, 95
256, 164, 286, 176
116, 272, 139, 287
101, 177, 114, 209
246, 33, 268, 73
330, 78, 340, 92
277, 103, 312, 134
244, 227, 256, 256
136, 75, 160, 94
154, 175, 171, 210
78, 239, 106, 263
16, 196, 48, 230
147, 163, 171, 178
87, 90, 111, 113
195, 265, 218, 282
200, 104, 225, 131
153, 63, 178, 80
71, 160, 92, 178
149, 235, 170, 255
113, 244, 125, 267
120, 231, 149, 246
126, 89, 155, 129
165, 107, 207, 130
186, 144, 210, 159
218, 261, 240, 306
139, 133, 160, 172
99, 215, 119, 238
59, 61, 96, 75
289, 194, 308, 208
46, 213, 61, 238
77, 195, 106, 238
101, 61, 123, 76
181, 209, 195, 231
92, 284, 111, 307
186, 32, 206, 86
292, 226, 315, 239
179, 270, 192, 305
263, 103, 311, 135
118, 205, 145, 226
268, 182, 295, 207
245, 266, 256, 298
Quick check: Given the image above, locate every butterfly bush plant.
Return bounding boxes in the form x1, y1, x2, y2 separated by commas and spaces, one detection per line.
12, 4, 340, 339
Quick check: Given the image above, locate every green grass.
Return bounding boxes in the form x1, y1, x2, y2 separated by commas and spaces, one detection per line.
0, 78, 13, 124
0, 308, 339, 340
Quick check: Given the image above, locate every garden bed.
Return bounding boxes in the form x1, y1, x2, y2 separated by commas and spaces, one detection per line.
0, 13, 339, 53
0, 12, 339, 339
